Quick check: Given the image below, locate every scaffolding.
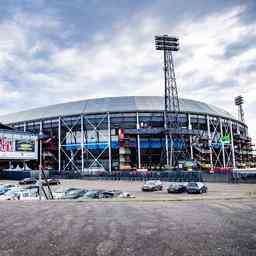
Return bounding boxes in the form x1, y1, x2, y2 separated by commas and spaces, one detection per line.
11, 106, 255, 172
58, 113, 111, 173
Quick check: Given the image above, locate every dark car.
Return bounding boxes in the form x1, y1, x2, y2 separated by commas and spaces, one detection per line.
82, 190, 105, 199
102, 190, 122, 198
167, 183, 187, 193
19, 178, 37, 185
42, 179, 61, 186
142, 180, 163, 192
187, 182, 208, 194
25, 185, 40, 190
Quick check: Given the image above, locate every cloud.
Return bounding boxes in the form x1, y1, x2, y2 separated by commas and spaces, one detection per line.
0, 2, 255, 145
172, 5, 256, 142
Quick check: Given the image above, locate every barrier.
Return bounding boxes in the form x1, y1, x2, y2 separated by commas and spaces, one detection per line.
0, 170, 31, 180
2, 169, 255, 184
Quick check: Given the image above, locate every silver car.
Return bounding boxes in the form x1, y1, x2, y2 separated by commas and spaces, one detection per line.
142, 180, 163, 192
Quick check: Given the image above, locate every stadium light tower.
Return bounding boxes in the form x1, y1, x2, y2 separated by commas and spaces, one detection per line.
235, 95, 245, 123
155, 35, 182, 168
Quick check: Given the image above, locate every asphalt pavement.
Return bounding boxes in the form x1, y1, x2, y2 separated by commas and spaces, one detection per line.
0, 199, 256, 256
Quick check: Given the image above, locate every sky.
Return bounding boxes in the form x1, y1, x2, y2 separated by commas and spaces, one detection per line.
0, 0, 255, 143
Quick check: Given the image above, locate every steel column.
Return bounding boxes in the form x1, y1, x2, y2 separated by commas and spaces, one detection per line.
207, 115, 213, 169
108, 112, 112, 173
81, 115, 84, 173
220, 118, 226, 167
136, 112, 141, 169
163, 49, 169, 167
58, 117, 61, 172
188, 114, 193, 159
230, 121, 236, 168
164, 112, 169, 166
39, 121, 43, 200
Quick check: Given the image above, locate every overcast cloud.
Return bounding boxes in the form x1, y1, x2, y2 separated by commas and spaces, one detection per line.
0, 0, 255, 143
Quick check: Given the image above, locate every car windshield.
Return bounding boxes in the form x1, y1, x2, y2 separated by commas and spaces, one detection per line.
145, 181, 155, 185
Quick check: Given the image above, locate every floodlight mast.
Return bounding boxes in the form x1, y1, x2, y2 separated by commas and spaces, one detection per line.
155, 35, 181, 168
235, 95, 245, 123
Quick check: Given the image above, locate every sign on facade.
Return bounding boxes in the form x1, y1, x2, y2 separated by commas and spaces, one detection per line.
0, 131, 38, 160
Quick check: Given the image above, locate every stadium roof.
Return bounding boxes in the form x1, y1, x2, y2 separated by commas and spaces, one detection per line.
0, 96, 237, 124
0, 122, 13, 130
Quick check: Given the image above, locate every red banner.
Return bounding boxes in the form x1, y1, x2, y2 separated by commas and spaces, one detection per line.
0, 138, 13, 152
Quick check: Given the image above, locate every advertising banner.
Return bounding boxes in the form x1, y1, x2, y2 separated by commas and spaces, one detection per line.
0, 131, 38, 160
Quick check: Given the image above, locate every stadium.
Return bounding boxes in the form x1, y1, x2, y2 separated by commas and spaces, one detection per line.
0, 95, 254, 173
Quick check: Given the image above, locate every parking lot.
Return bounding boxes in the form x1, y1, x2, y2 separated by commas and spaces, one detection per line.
1, 179, 256, 255
1, 179, 256, 201
0, 199, 256, 256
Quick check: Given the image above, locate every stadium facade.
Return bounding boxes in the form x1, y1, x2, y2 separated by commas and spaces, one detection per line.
0, 96, 254, 172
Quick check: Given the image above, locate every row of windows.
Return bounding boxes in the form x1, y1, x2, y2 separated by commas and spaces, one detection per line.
12, 113, 247, 132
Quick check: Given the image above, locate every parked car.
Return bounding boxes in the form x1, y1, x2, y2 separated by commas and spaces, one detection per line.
19, 178, 37, 185
52, 189, 66, 200
26, 185, 39, 190
186, 182, 208, 194
0, 190, 19, 200
42, 179, 61, 186
101, 190, 124, 198
0, 186, 9, 195
118, 192, 136, 198
142, 180, 163, 192
17, 189, 39, 200
63, 188, 87, 199
167, 183, 187, 193
81, 190, 105, 199
102, 191, 116, 198
102, 190, 122, 198
2, 184, 18, 189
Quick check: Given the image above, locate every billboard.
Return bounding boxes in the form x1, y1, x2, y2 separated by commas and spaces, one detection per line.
0, 131, 38, 160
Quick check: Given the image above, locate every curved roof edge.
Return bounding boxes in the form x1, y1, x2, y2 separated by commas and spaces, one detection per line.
0, 96, 240, 124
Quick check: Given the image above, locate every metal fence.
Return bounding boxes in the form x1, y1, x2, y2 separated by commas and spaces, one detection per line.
2, 169, 256, 184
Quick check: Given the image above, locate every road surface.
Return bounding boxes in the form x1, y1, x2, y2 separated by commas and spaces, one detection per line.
0, 199, 256, 256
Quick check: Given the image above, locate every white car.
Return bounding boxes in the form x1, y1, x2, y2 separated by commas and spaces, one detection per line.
118, 192, 136, 198
2, 184, 18, 189
0, 189, 39, 201
52, 189, 66, 199
0, 190, 18, 200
